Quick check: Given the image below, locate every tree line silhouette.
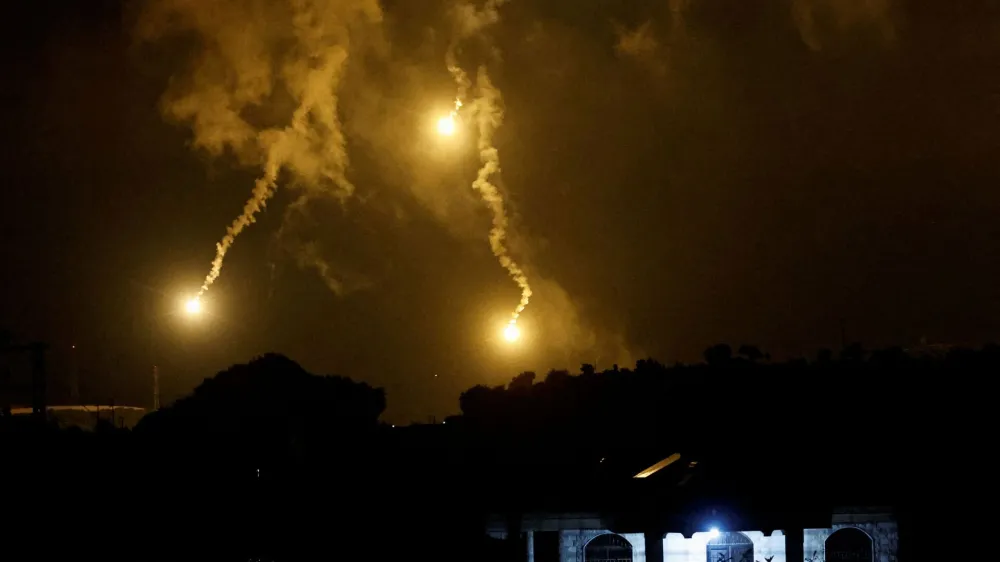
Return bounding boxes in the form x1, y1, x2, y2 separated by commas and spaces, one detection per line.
0, 342, 989, 561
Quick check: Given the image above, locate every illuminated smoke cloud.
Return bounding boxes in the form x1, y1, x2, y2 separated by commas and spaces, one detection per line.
616, 21, 659, 59
792, 0, 896, 50
293, 241, 372, 296
446, 0, 508, 101
137, 0, 382, 295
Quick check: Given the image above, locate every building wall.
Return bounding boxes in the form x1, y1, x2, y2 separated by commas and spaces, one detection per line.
560, 530, 646, 562
664, 531, 787, 562
803, 523, 898, 562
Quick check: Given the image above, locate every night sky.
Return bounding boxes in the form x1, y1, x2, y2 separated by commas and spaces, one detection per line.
4, 0, 1000, 422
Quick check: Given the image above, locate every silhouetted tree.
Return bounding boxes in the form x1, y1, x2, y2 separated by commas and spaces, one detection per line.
136, 353, 384, 465
635, 358, 665, 372
869, 346, 906, 367
704, 343, 733, 365
508, 371, 536, 391
841, 342, 865, 362
459, 384, 506, 418
738, 344, 764, 362
544, 369, 572, 385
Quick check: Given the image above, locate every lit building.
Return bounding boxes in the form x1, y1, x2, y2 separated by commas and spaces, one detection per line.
485, 453, 899, 562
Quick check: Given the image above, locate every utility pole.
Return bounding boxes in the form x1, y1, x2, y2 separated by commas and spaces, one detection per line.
153, 365, 159, 411
29, 342, 47, 420
69, 344, 79, 404
150, 312, 159, 411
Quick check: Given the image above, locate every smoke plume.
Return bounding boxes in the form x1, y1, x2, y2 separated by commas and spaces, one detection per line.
471, 67, 532, 325
445, 0, 531, 326
792, 0, 896, 51
446, 0, 507, 102
294, 241, 373, 296
138, 0, 382, 295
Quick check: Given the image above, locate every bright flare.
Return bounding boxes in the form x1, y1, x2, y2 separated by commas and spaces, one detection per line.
184, 298, 203, 316
437, 114, 456, 136
503, 322, 521, 342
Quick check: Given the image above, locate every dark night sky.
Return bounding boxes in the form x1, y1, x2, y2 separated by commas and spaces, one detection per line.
4, 0, 1000, 422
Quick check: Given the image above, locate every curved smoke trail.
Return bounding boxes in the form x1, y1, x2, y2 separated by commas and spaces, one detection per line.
446, 0, 530, 326
469, 67, 532, 325
199, 156, 279, 295
138, 0, 379, 297
198, 38, 357, 296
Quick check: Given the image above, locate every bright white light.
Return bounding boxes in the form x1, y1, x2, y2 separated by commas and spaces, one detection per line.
184, 298, 202, 316
503, 323, 521, 342
708, 528, 720, 538
437, 115, 456, 136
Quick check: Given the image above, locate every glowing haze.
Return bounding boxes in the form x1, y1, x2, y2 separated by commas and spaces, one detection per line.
438, 98, 462, 137
132, 0, 641, 408
13, 0, 970, 422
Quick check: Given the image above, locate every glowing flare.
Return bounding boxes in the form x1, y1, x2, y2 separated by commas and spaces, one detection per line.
437, 114, 456, 136
437, 99, 462, 137
503, 322, 521, 342
185, 297, 203, 315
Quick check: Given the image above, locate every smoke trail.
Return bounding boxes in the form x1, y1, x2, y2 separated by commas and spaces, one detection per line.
200, 147, 280, 293
197, 23, 358, 295
445, 0, 506, 109
138, 0, 380, 296
197, 38, 353, 296
470, 66, 532, 325
445, 54, 471, 111
791, 0, 895, 50
445, 0, 529, 326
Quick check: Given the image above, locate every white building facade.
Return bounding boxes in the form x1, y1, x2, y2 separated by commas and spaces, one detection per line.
488, 508, 897, 562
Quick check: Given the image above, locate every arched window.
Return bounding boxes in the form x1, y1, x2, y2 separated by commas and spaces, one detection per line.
585, 533, 633, 562
706, 532, 753, 562
826, 528, 873, 562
